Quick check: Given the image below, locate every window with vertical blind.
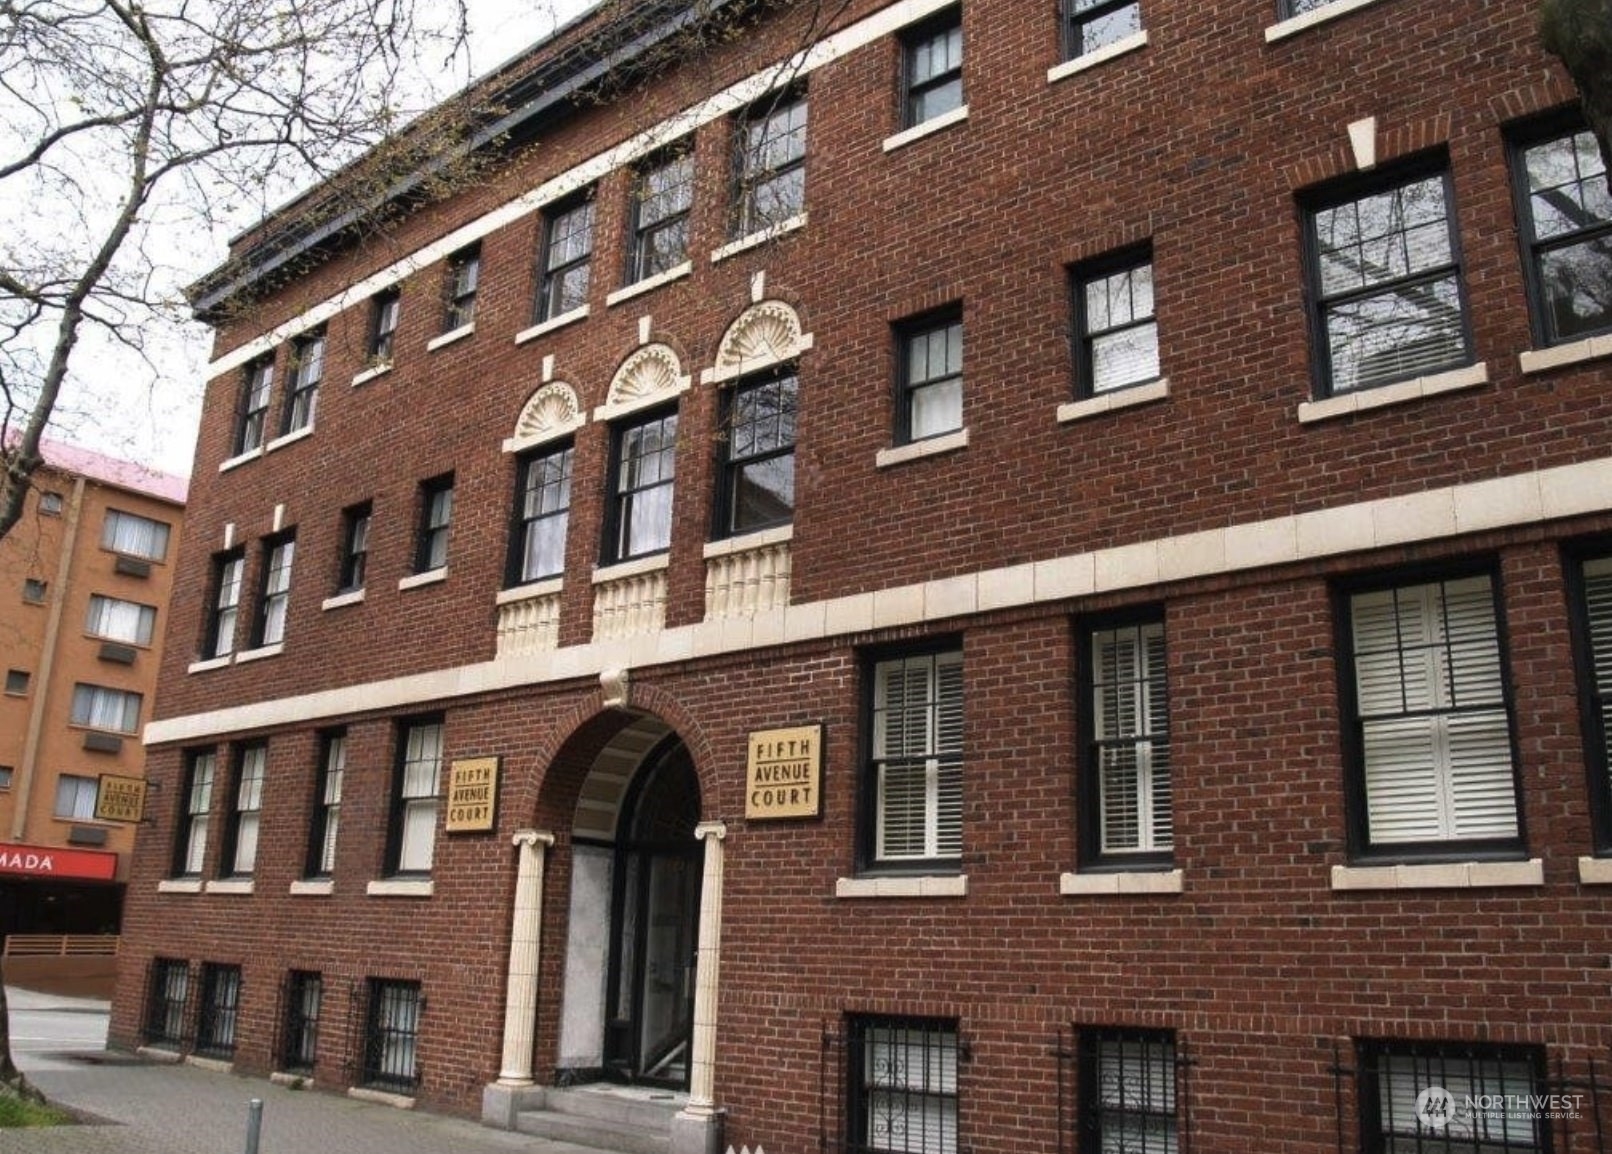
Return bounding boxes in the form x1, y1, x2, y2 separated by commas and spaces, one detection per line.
1357, 1040, 1548, 1154
847, 1015, 960, 1154
1082, 615, 1172, 866
387, 720, 442, 875
864, 648, 964, 867
1340, 572, 1521, 854
1572, 553, 1612, 849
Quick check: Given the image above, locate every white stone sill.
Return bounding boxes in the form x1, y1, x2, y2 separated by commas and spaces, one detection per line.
219, 447, 264, 474
593, 552, 670, 585
187, 655, 232, 675
366, 878, 434, 898
1297, 362, 1488, 424
1057, 378, 1169, 424
265, 424, 314, 454
348, 1087, 417, 1109
157, 878, 203, 894
835, 874, 967, 899
703, 524, 794, 560
882, 104, 969, 153
1059, 869, 1183, 896
606, 262, 692, 308
426, 323, 475, 352
1330, 859, 1543, 891
1578, 856, 1612, 884
235, 643, 284, 664
136, 1046, 184, 1064
322, 589, 365, 611
204, 879, 254, 895
515, 305, 589, 345
876, 427, 969, 469
290, 878, 334, 896
1265, 0, 1391, 43
187, 1056, 234, 1073
1047, 29, 1148, 84
711, 213, 808, 263
497, 577, 564, 605
1519, 333, 1612, 374
398, 568, 447, 591
351, 362, 393, 387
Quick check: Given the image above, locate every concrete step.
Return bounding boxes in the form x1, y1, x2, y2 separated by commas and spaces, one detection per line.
514, 1085, 682, 1154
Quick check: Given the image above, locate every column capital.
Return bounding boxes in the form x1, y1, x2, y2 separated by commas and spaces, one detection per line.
512, 829, 556, 850
694, 820, 727, 842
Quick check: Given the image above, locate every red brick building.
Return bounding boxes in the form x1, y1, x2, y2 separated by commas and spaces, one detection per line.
112, 0, 1612, 1150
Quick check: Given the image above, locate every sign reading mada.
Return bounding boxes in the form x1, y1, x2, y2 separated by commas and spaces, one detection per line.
746, 724, 824, 820
0, 842, 117, 881
445, 756, 499, 833
95, 774, 148, 823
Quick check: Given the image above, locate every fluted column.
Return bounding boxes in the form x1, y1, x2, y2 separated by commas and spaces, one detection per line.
680, 821, 728, 1118
498, 829, 555, 1086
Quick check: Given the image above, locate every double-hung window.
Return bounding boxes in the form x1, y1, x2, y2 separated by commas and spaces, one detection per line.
415, 475, 453, 574
629, 148, 694, 283
206, 550, 245, 658
1340, 572, 1521, 854
847, 1015, 960, 1154
85, 594, 157, 646
369, 291, 401, 363
537, 196, 594, 322
71, 683, 141, 733
1571, 551, 1612, 848
1357, 1039, 1548, 1154
607, 409, 678, 562
1081, 615, 1172, 866
510, 443, 572, 584
733, 91, 807, 237
902, 10, 963, 128
102, 509, 170, 562
865, 647, 964, 867
388, 719, 443, 875
717, 371, 797, 537
237, 358, 274, 454
254, 533, 295, 647
444, 247, 480, 330
1303, 161, 1471, 395
1074, 250, 1161, 396
1063, 0, 1142, 60
337, 503, 371, 594
897, 312, 964, 444
307, 732, 345, 877
174, 750, 216, 876
1078, 1029, 1179, 1154
222, 742, 266, 877
1510, 120, 1612, 347
283, 331, 324, 435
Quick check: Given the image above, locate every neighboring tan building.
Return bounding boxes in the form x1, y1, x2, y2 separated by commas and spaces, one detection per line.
0, 441, 186, 943
112, 0, 1612, 1151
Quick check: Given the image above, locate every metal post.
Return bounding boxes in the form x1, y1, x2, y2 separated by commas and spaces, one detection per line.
243, 1098, 263, 1154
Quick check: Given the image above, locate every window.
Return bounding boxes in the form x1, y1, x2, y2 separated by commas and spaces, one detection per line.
22, 578, 46, 603
0, 766, 12, 790
536, 195, 594, 321
847, 1015, 960, 1154
221, 743, 266, 877
717, 371, 797, 537
1063, 0, 1142, 59
205, 550, 245, 659
145, 958, 190, 1048
1571, 552, 1612, 848
4, 669, 28, 695
865, 647, 964, 866
307, 731, 344, 877
444, 246, 480, 330
1357, 1039, 1549, 1154
1279, 0, 1336, 15
362, 979, 422, 1093
254, 534, 295, 647
102, 509, 170, 561
174, 750, 216, 876
509, 444, 573, 584
607, 409, 678, 562
37, 490, 63, 515
369, 290, 401, 363
897, 312, 964, 444
628, 147, 695, 283
1080, 616, 1172, 866
70, 683, 142, 733
1303, 161, 1470, 395
280, 971, 322, 1074
1511, 121, 1612, 347
86, 594, 157, 646
53, 774, 99, 821
196, 964, 242, 1059
733, 91, 808, 237
1078, 1029, 1178, 1154
415, 475, 454, 573
337, 503, 371, 593
1340, 572, 1521, 854
903, 10, 964, 128
237, 358, 274, 454
1074, 250, 1160, 396
387, 720, 443, 875
282, 330, 324, 435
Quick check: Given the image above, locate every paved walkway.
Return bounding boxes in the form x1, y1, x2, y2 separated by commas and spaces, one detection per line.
1, 987, 607, 1154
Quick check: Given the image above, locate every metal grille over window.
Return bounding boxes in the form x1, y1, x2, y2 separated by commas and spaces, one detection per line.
1358, 1041, 1549, 1154
872, 651, 964, 862
1091, 622, 1171, 856
1348, 575, 1518, 846
196, 964, 242, 1058
144, 958, 190, 1048
278, 970, 322, 1074
1080, 1030, 1179, 1154
848, 1017, 960, 1154
1517, 127, 1612, 345
362, 980, 422, 1093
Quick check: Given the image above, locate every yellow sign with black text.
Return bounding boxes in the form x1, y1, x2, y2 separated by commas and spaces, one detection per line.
745, 724, 823, 820
94, 775, 147, 824
445, 757, 499, 833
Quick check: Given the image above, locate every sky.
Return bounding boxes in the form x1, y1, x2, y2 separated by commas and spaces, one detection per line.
57, 0, 596, 484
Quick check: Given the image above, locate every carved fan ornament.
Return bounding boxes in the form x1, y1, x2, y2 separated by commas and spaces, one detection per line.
605, 343, 684, 408
716, 300, 804, 374
512, 382, 581, 445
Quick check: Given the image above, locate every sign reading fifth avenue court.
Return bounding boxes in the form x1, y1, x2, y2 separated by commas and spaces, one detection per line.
94, 774, 147, 823
745, 724, 824, 820
445, 757, 500, 833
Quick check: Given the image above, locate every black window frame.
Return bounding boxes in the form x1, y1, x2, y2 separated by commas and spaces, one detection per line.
845, 1013, 962, 1154
1300, 154, 1473, 398
279, 969, 323, 1074
1507, 111, 1612, 349
236, 356, 274, 455
732, 87, 808, 239
305, 729, 345, 879
414, 474, 454, 574
1333, 563, 1526, 862
1566, 540, 1612, 854
252, 531, 295, 648
1356, 1038, 1552, 1154
604, 406, 679, 564
536, 193, 595, 323
507, 441, 574, 586
384, 717, 444, 877
144, 957, 191, 1049
204, 548, 245, 659
218, 741, 267, 879
1076, 1026, 1180, 1154
369, 289, 402, 364
1072, 245, 1161, 399
195, 963, 242, 1059
1076, 607, 1173, 871
1061, 0, 1143, 62
627, 145, 695, 284
444, 246, 480, 331
715, 368, 798, 539
362, 978, 423, 1094
281, 329, 324, 436
1279, 0, 1339, 16
895, 307, 964, 446
336, 502, 372, 594
173, 749, 216, 878
901, 8, 964, 129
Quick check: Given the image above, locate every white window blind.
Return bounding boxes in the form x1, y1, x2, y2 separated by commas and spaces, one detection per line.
863, 1022, 959, 1154
102, 509, 170, 561
1583, 557, 1612, 799
397, 723, 442, 873
1374, 1048, 1542, 1150
232, 746, 266, 875
1092, 1033, 1178, 1154
1092, 622, 1171, 854
183, 753, 215, 875
873, 651, 963, 861
85, 595, 156, 645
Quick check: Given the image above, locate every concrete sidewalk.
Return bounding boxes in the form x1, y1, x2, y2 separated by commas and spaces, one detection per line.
1, 988, 608, 1154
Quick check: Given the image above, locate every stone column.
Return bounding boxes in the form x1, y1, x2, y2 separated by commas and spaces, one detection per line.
498, 829, 555, 1086
672, 821, 728, 1154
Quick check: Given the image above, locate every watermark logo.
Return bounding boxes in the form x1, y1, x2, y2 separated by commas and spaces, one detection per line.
1411, 1085, 1583, 1132
1416, 1086, 1458, 1129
